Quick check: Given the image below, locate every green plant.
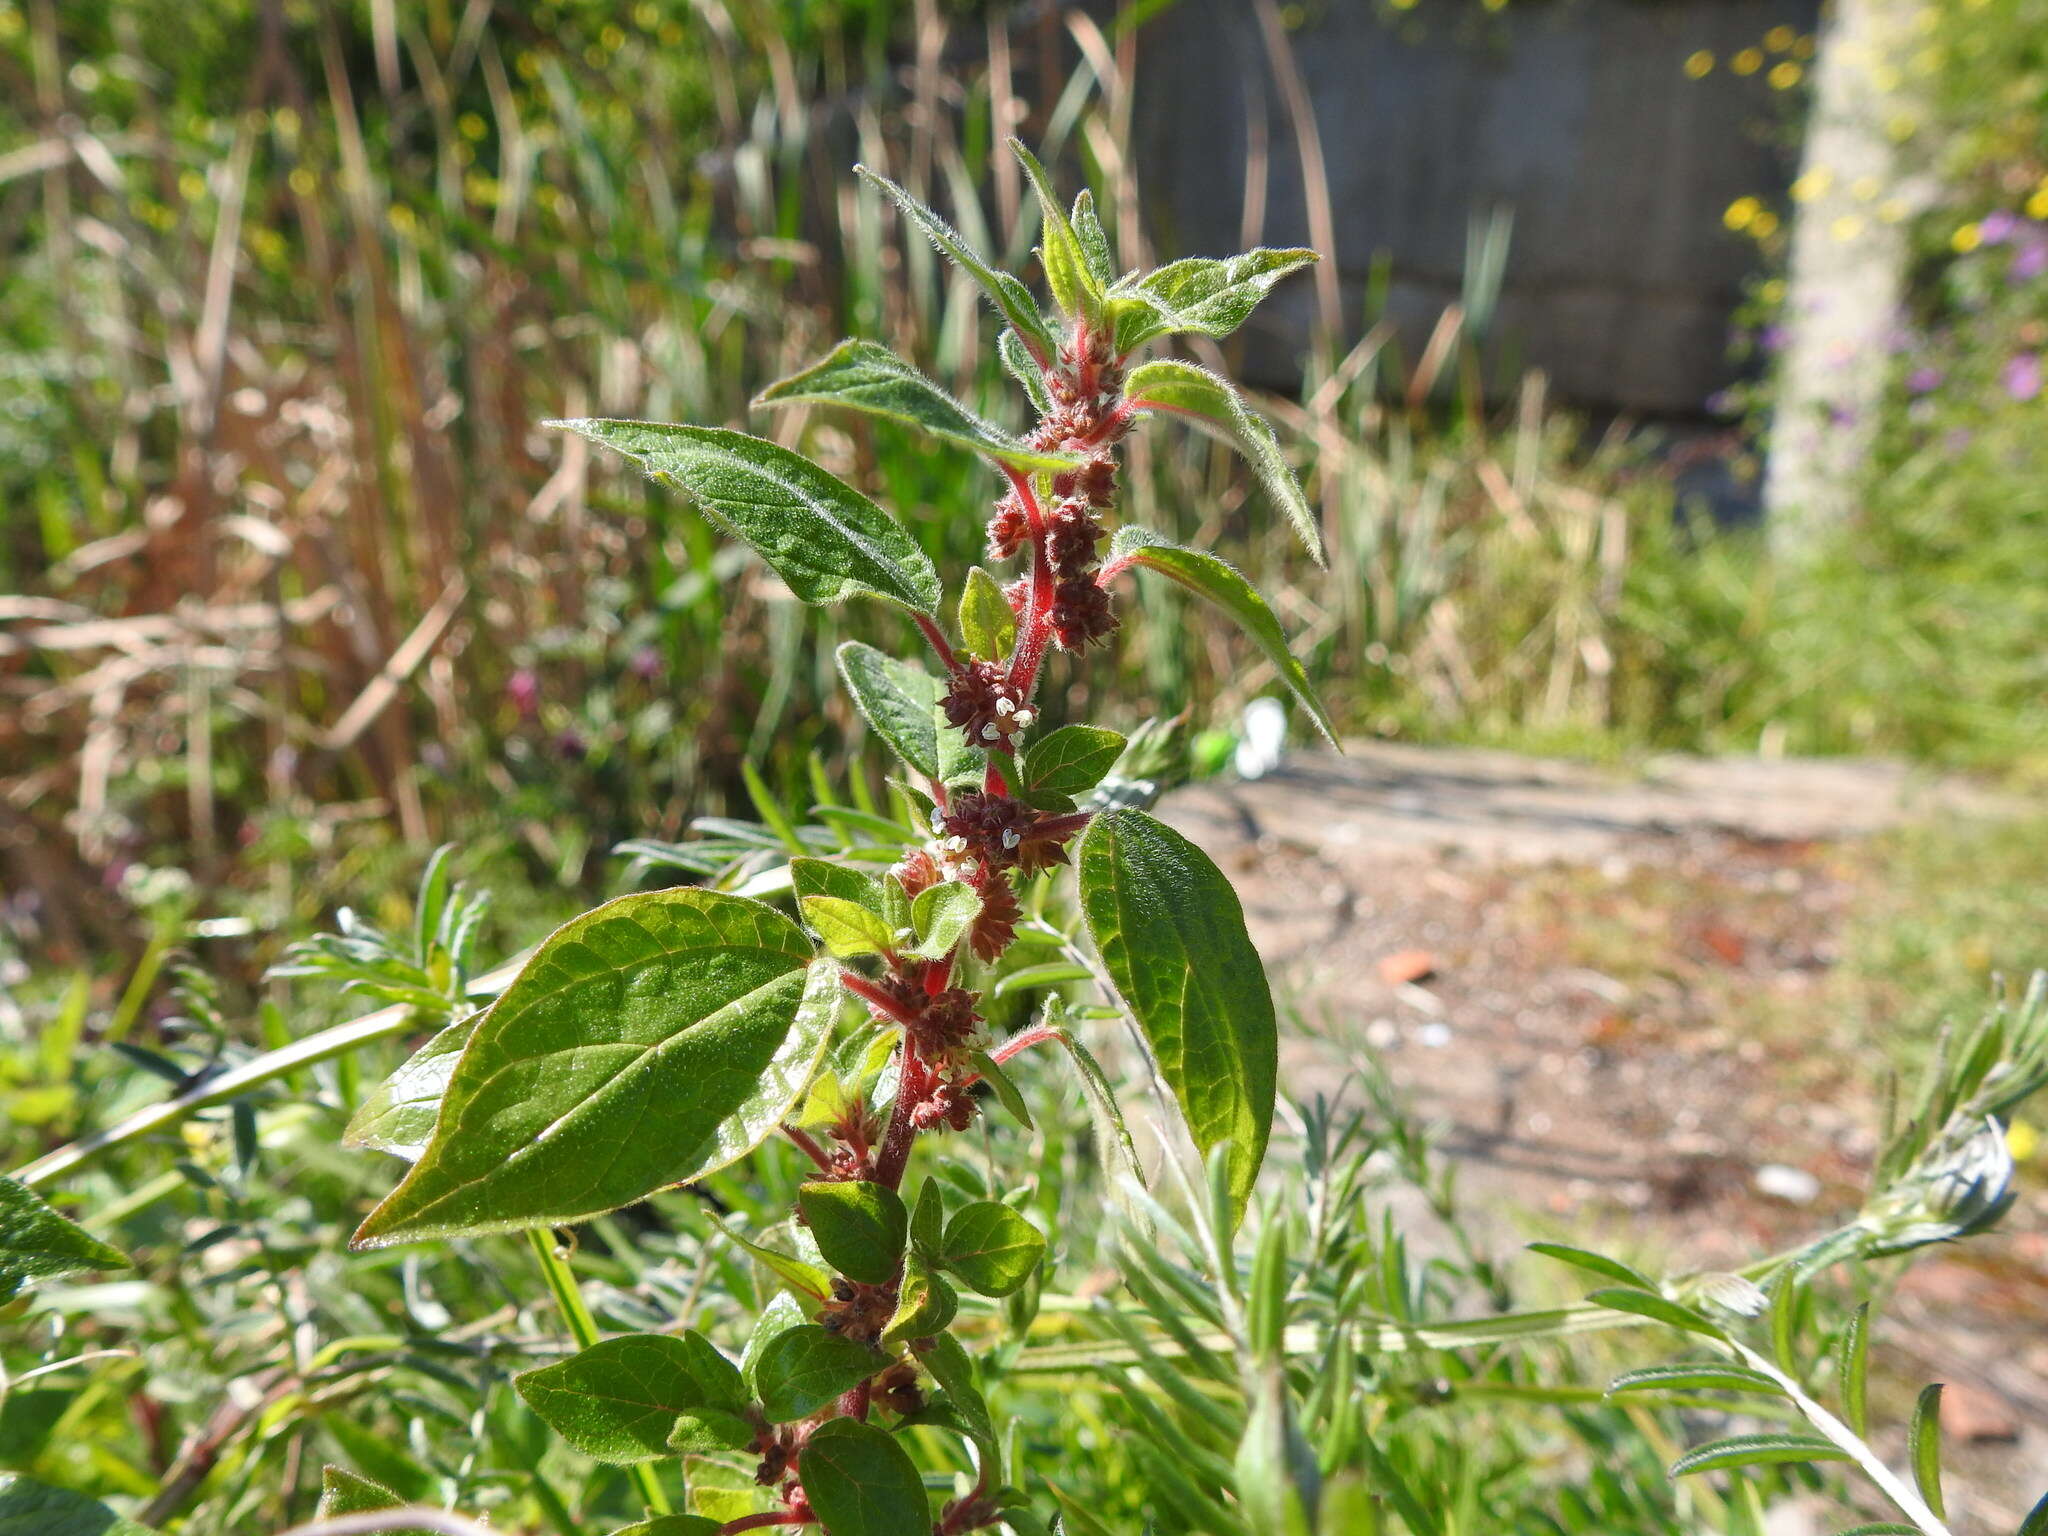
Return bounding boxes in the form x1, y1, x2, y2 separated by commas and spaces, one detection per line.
317, 144, 1320, 1534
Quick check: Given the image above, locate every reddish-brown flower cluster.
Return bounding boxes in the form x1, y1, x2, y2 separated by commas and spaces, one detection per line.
938, 790, 1078, 879
817, 1275, 896, 1345
981, 322, 1135, 654
873, 1361, 924, 1417
941, 659, 1034, 748
910, 1079, 979, 1133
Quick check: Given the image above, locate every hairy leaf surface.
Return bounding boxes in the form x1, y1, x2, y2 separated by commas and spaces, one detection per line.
1123, 359, 1323, 564
515, 1333, 750, 1463
0, 1177, 128, 1302
797, 1417, 930, 1536
353, 891, 835, 1246
554, 420, 941, 614
1077, 809, 1277, 1227
751, 1325, 884, 1422
858, 167, 1054, 357
797, 1180, 907, 1285
1108, 249, 1319, 353
757, 340, 1076, 473
344, 1012, 478, 1162
1105, 528, 1334, 744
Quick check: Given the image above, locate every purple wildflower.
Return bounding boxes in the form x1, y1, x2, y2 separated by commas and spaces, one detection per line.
2003, 352, 2042, 402
1980, 210, 2018, 245
1906, 365, 1943, 394
2010, 236, 2048, 283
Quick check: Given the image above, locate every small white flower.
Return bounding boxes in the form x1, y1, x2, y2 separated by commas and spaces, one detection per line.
1001, 829, 1020, 850
1014, 708, 1036, 728
981, 723, 1000, 741
995, 697, 1015, 716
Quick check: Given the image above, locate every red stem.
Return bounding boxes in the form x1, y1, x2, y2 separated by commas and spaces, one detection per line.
781, 1123, 832, 1171
914, 612, 959, 673
989, 1023, 1060, 1066
838, 970, 917, 1027
873, 1043, 927, 1190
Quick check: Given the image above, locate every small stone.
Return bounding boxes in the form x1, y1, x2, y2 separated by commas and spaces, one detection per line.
1753, 1164, 1821, 1205
1377, 948, 1438, 986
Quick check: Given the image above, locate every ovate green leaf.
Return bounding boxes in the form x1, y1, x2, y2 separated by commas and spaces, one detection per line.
836, 642, 982, 786
609, 1519, 723, 1536
751, 1324, 884, 1422
1105, 528, 1334, 745
352, 891, 835, 1246
554, 420, 941, 614
939, 1200, 1046, 1297
1108, 248, 1319, 353
0, 1475, 156, 1536
1070, 189, 1117, 287
1123, 358, 1324, 565
909, 881, 981, 960
756, 340, 1077, 473
796, 1181, 907, 1286
1020, 725, 1126, 798
315, 1467, 434, 1535
801, 896, 897, 960
797, 1417, 930, 1536
344, 1012, 479, 1162
0, 1177, 128, 1303
515, 1332, 751, 1463
1077, 808, 1277, 1227
959, 566, 1017, 663
883, 1251, 958, 1344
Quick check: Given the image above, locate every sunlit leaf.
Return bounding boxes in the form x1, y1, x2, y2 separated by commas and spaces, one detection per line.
757, 339, 1077, 472
1123, 358, 1324, 564
1077, 809, 1278, 1227
554, 420, 941, 615
352, 891, 836, 1246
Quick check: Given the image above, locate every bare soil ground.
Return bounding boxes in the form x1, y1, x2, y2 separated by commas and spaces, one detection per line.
1161, 744, 2047, 1530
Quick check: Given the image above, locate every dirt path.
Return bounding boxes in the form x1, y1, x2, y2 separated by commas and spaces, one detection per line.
1161, 744, 2045, 1529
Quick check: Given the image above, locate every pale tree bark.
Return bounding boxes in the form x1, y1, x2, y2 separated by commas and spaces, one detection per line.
1764, 0, 1930, 558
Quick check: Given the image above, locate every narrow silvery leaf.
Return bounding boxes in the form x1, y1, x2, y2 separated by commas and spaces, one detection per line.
798, 1418, 930, 1536
751, 1324, 884, 1422
1105, 528, 1335, 745
1668, 1434, 1853, 1476
554, 419, 942, 615
1123, 358, 1325, 565
1584, 1287, 1724, 1339
0, 1177, 129, 1302
344, 1012, 479, 1161
970, 1050, 1034, 1130
1605, 1363, 1783, 1397
716, 1222, 832, 1309
1009, 140, 1099, 323
912, 1331, 998, 1457
1077, 809, 1277, 1229
1908, 1383, 1946, 1519
857, 165, 1055, 358
514, 1333, 751, 1464
796, 1180, 907, 1285
756, 339, 1077, 473
1108, 248, 1320, 353
351, 891, 836, 1246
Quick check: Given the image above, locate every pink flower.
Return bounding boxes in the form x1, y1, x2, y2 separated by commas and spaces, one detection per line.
2011, 236, 2048, 283
1906, 365, 1943, 394
507, 667, 541, 718
1980, 210, 2019, 245
2005, 353, 2042, 402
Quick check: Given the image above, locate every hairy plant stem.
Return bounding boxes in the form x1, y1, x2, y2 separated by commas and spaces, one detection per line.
525, 1228, 673, 1518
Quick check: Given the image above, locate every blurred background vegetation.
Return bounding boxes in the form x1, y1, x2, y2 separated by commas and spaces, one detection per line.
2, 1, 2045, 1527
3, 0, 2044, 980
